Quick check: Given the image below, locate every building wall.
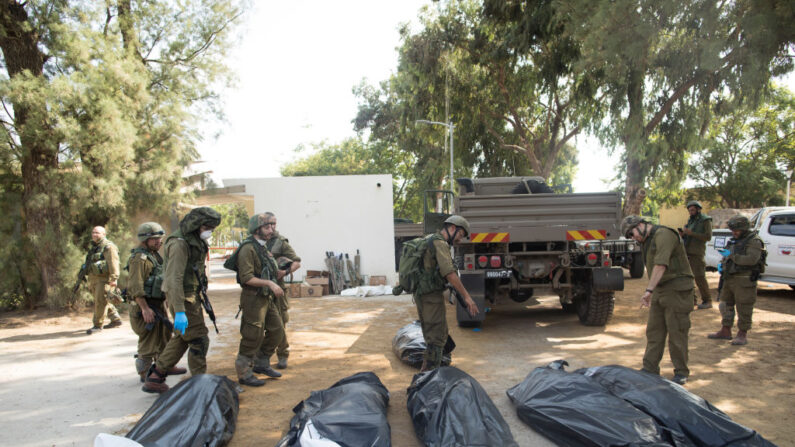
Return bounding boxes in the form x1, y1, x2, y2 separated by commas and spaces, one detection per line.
223, 175, 396, 284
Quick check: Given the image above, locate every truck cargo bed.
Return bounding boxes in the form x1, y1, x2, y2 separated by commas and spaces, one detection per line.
457, 192, 622, 242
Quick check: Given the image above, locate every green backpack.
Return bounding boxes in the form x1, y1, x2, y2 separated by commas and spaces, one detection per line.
396, 234, 446, 295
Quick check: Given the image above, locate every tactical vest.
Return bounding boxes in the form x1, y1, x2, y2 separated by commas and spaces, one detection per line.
126, 247, 164, 300
725, 231, 766, 276
163, 229, 208, 296
226, 237, 279, 296
683, 213, 712, 255
86, 239, 110, 276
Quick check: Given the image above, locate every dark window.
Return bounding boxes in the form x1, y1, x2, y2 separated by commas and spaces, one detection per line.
768, 214, 795, 237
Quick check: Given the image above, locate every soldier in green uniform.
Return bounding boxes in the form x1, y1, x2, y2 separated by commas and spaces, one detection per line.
623, 215, 695, 385
415, 215, 479, 372
255, 212, 301, 371
707, 215, 765, 346
232, 213, 285, 387
679, 200, 713, 309
127, 222, 186, 382
85, 226, 122, 335
142, 207, 221, 394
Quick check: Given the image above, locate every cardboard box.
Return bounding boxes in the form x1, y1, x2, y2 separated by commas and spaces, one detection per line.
305, 277, 328, 286
287, 283, 302, 298
306, 270, 330, 278
369, 275, 387, 286
301, 285, 323, 297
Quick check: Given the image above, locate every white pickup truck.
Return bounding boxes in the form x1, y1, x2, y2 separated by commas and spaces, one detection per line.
705, 207, 795, 288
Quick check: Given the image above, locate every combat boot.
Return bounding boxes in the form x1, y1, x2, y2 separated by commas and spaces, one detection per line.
103, 319, 122, 329
236, 355, 265, 387
276, 356, 288, 369
731, 330, 748, 346
707, 326, 732, 340
135, 357, 152, 383
253, 356, 282, 378
86, 326, 102, 335
141, 365, 169, 394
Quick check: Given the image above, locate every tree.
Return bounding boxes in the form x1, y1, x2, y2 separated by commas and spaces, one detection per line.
0, 1, 245, 308
689, 86, 794, 208
485, 0, 794, 215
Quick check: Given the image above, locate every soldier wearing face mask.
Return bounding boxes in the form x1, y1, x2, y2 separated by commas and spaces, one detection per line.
142, 207, 221, 394
229, 213, 285, 387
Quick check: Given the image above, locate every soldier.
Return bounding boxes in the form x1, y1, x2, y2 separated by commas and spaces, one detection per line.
415, 215, 479, 372
679, 200, 713, 309
85, 226, 122, 335
142, 207, 221, 394
232, 213, 285, 387
255, 212, 301, 371
707, 215, 765, 346
622, 215, 695, 385
127, 222, 186, 382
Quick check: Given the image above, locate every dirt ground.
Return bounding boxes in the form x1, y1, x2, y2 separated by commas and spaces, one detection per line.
1, 260, 793, 446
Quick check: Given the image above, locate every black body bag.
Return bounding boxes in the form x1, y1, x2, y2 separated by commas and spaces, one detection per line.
392, 320, 454, 368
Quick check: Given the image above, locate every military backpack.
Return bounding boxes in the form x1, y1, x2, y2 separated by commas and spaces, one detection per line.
396, 233, 447, 296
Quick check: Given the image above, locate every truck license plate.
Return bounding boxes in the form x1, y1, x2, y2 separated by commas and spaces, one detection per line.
485, 270, 511, 278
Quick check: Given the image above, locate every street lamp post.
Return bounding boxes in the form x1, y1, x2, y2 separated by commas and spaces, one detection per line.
415, 119, 455, 193
786, 169, 793, 207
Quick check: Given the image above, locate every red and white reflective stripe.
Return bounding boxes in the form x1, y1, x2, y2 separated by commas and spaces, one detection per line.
469, 232, 510, 243
566, 230, 607, 241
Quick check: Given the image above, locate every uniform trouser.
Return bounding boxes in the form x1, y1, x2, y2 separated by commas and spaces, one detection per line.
687, 255, 711, 303
260, 294, 289, 359
155, 298, 209, 375
643, 287, 693, 377
719, 275, 757, 331
256, 297, 286, 362
89, 277, 120, 327
415, 291, 448, 363
130, 300, 172, 364
238, 290, 271, 359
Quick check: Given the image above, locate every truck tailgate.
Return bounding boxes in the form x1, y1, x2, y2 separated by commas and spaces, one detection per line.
457, 192, 622, 242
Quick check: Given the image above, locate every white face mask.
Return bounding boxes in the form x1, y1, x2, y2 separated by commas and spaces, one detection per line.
256, 238, 267, 246
199, 230, 213, 240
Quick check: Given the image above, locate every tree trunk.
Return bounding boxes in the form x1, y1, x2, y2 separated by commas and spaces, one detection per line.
622, 69, 647, 217
0, 1, 63, 307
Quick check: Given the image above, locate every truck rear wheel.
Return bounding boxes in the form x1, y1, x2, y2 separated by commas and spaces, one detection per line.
629, 253, 645, 279
576, 291, 615, 326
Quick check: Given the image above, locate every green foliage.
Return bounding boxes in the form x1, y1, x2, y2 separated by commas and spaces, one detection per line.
689, 86, 794, 208
212, 203, 249, 246
0, 1, 246, 308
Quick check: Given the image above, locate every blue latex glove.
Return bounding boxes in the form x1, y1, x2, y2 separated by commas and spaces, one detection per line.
717, 248, 731, 257
174, 311, 188, 335
717, 262, 723, 273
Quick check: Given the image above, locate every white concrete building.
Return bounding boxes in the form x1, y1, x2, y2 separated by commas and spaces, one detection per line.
223, 174, 396, 284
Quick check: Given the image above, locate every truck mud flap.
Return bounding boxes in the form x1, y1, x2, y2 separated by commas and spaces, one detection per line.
591, 267, 624, 291
458, 271, 486, 325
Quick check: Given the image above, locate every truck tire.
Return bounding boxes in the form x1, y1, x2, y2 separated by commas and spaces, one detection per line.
576, 291, 615, 326
629, 253, 645, 279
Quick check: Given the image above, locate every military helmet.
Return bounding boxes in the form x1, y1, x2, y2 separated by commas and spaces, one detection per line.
685, 200, 702, 209
248, 213, 271, 234
179, 207, 222, 235
621, 215, 648, 238
444, 215, 470, 236
727, 215, 750, 231
137, 222, 165, 242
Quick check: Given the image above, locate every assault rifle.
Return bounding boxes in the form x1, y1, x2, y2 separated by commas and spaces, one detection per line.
446, 284, 467, 308
71, 263, 88, 299
142, 304, 174, 332
192, 266, 219, 334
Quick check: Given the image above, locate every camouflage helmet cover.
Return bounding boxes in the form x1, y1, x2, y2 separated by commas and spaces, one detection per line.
248, 213, 271, 234
444, 215, 471, 236
179, 207, 222, 235
685, 200, 702, 209
621, 215, 648, 238
137, 222, 165, 242
727, 215, 750, 231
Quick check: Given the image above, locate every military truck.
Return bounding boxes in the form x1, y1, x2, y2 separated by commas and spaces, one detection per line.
428, 177, 633, 327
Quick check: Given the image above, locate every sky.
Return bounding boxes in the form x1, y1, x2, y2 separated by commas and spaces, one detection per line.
198, 1, 789, 194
